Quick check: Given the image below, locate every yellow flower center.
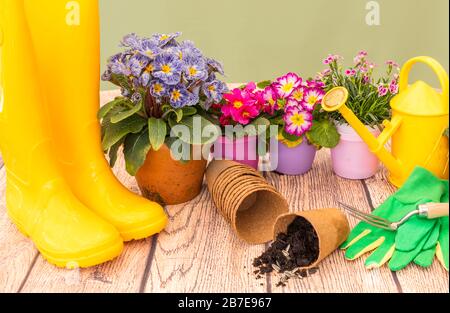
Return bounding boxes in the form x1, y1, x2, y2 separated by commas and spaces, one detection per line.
307, 95, 318, 105
281, 82, 294, 93
154, 84, 163, 93
293, 89, 304, 101
292, 114, 305, 126
145, 64, 154, 73
146, 51, 154, 58
234, 101, 244, 109
189, 67, 198, 76
160, 34, 170, 41
162, 64, 172, 74
242, 112, 250, 118
172, 90, 182, 101
208, 85, 216, 92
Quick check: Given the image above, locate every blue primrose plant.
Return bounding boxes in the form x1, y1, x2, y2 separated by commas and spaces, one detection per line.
99, 33, 228, 175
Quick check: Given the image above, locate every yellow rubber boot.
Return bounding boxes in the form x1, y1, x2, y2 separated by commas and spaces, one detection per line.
23, 0, 168, 241
0, 0, 123, 268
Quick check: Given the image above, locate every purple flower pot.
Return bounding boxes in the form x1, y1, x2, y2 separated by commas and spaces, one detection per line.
331, 124, 380, 179
271, 140, 317, 175
212, 136, 259, 169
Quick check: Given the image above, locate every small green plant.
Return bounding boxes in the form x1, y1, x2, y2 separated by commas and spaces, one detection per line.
318, 51, 399, 127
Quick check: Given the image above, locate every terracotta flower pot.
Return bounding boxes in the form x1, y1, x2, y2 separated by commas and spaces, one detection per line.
136, 144, 207, 206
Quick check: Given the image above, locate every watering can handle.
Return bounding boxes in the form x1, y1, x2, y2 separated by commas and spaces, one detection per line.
399, 56, 449, 103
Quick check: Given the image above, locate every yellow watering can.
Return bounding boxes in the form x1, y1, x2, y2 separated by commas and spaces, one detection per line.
322, 56, 449, 187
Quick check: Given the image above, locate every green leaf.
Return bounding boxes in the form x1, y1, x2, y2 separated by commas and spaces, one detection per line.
101, 115, 147, 151
182, 107, 198, 117
307, 119, 341, 148
108, 137, 124, 168
98, 98, 125, 120
247, 117, 270, 136
148, 118, 167, 151
123, 130, 151, 176
110, 99, 143, 124
175, 109, 184, 122
281, 127, 301, 142
257, 80, 272, 89
175, 115, 220, 145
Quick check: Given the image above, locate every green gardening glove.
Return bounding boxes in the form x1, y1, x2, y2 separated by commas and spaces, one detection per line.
341, 167, 446, 270
411, 179, 449, 271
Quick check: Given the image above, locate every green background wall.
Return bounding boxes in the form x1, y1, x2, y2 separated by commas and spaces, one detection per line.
99, 0, 449, 90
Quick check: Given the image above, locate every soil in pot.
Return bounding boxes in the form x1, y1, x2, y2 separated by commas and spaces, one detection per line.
136, 144, 207, 206
253, 216, 319, 287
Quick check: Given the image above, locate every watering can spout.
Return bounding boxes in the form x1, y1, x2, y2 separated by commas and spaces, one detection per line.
322, 87, 404, 181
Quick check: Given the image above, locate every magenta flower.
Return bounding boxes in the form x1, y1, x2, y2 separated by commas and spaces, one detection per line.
286, 99, 300, 110
358, 50, 368, 57
378, 85, 388, 97
222, 88, 259, 125
306, 80, 325, 89
323, 54, 342, 65
345, 69, 357, 77
262, 86, 278, 114
283, 107, 313, 136
290, 87, 305, 102
274, 72, 302, 99
385, 60, 399, 68
302, 88, 324, 111
389, 80, 399, 94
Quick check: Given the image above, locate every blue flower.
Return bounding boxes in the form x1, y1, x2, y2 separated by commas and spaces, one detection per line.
138, 39, 162, 60
131, 92, 143, 104
153, 52, 183, 85
186, 87, 200, 106
168, 85, 190, 108
121, 33, 142, 50
152, 32, 182, 47
149, 80, 169, 98
206, 58, 225, 75
109, 55, 131, 76
183, 55, 208, 81
101, 70, 112, 81
129, 54, 149, 77
180, 40, 203, 59
202, 80, 228, 103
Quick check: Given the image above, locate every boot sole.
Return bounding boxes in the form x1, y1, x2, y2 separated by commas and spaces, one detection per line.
9, 214, 124, 268
120, 214, 168, 242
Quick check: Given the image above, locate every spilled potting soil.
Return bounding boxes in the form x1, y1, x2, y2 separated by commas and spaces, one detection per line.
253, 216, 320, 287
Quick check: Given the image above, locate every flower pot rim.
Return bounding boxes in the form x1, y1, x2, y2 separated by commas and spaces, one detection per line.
334, 122, 380, 142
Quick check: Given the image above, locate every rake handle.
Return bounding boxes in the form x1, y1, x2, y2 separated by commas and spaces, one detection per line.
419, 203, 449, 219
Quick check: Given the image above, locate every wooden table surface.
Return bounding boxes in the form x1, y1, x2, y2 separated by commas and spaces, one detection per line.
0, 90, 448, 293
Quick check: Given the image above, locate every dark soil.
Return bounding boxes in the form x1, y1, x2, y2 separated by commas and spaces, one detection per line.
253, 216, 320, 286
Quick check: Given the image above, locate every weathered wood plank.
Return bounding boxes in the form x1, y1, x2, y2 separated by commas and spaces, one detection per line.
364, 169, 449, 293
265, 150, 399, 293
144, 186, 267, 293
20, 157, 154, 293
0, 168, 39, 293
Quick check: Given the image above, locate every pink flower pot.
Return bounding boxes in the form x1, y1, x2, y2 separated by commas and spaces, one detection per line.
271, 140, 317, 175
212, 136, 259, 169
331, 124, 381, 180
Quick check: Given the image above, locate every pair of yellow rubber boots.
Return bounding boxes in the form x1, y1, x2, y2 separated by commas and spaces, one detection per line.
0, 0, 168, 268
